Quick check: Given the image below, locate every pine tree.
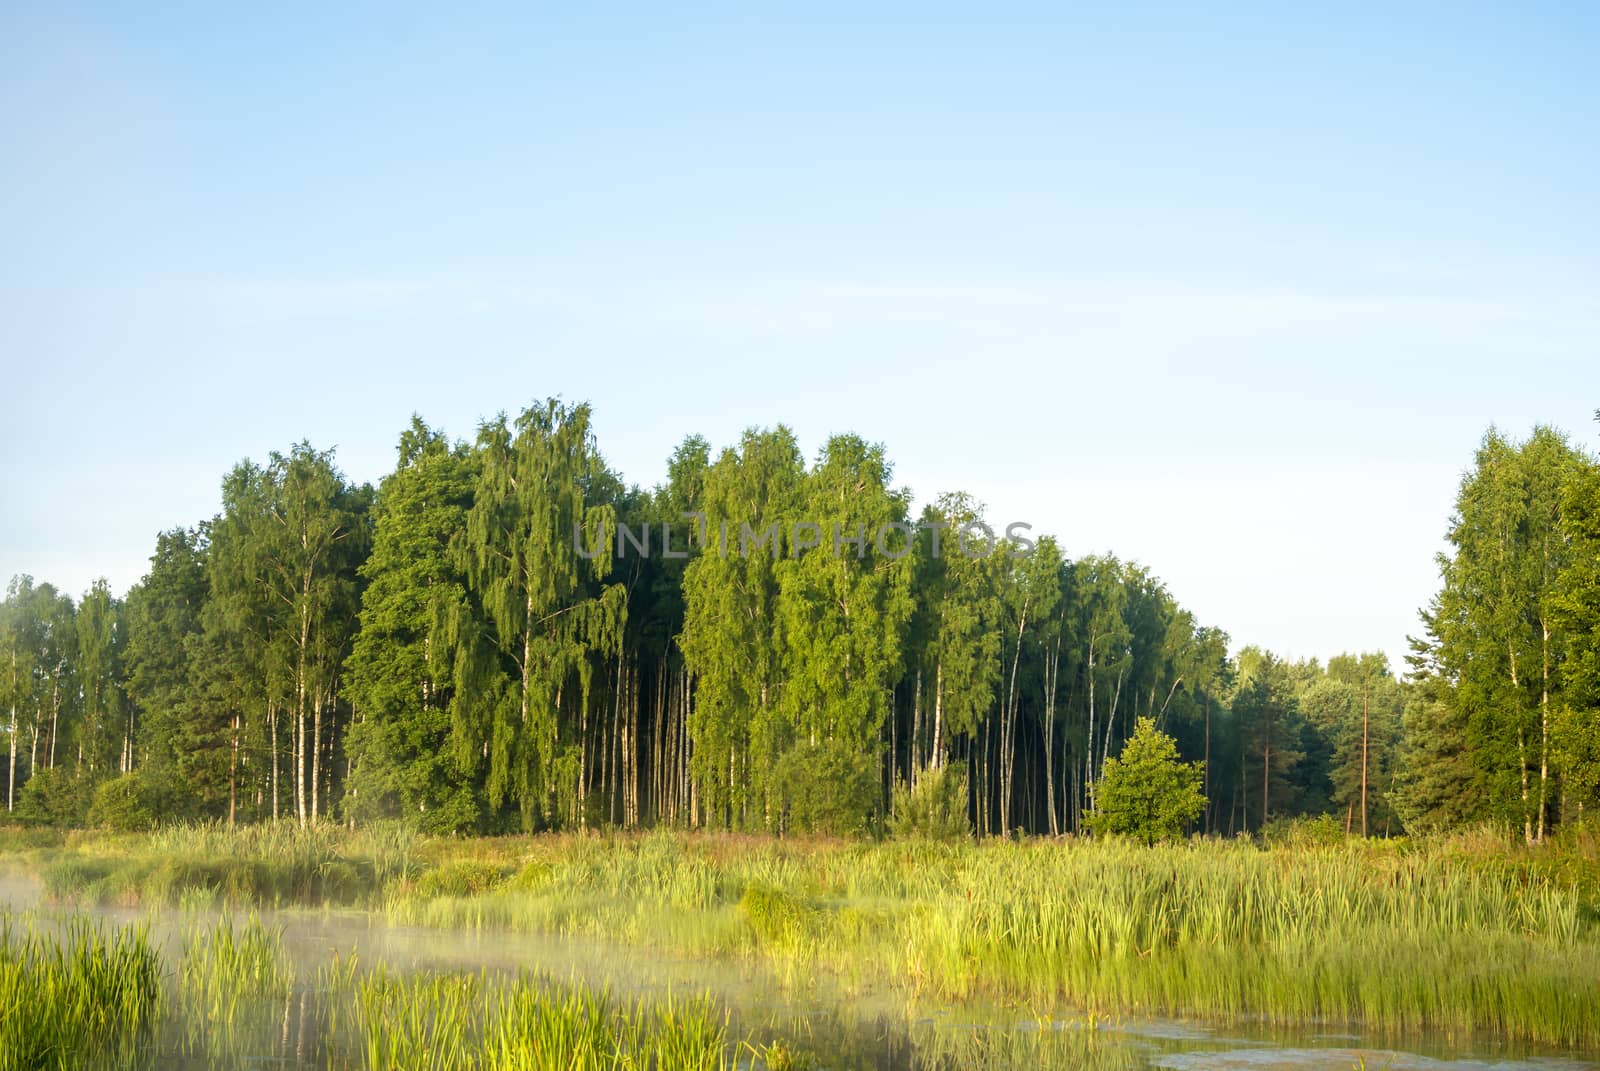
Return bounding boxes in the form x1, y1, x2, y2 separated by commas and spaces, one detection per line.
344, 418, 483, 832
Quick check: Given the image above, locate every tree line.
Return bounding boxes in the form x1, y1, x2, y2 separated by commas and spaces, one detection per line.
2, 401, 1596, 840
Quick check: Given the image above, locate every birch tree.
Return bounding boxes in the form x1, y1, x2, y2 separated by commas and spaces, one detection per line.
451, 400, 627, 831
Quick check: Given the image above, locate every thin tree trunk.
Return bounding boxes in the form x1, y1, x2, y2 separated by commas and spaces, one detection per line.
1101, 667, 1124, 777
270, 702, 280, 822
1042, 628, 1061, 836
311, 689, 324, 823
1262, 737, 1271, 829
1085, 633, 1097, 814
49, 680, 60, 770
6, 711, 15, 813
1538, 620, 1550, 843
911, 666, 923, 790
296, 588, 311, 827
578, 676, 590, 828
1512, 645, 1532, 844
1000, 598, 1028, 832
1203, 693, 1211, 834
229, 711, 239, 830
1361, 678, 1370, 838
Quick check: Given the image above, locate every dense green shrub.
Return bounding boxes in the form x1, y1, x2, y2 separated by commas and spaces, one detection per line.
1260, 812, 1349, 848
412, 859, 506, 898
774, 740, 879, 836
738, 882, 816, 947
88, 772, 183, 833
888, 762, 971, 840
14, 768, 94, 828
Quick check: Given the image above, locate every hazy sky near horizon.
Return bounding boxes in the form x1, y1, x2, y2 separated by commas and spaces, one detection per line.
3, 3, 1597, 671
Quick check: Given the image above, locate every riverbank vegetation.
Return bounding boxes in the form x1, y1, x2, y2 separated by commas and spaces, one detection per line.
0, 911, 776, 1070
0, 917, 162, 1071
2, 410, 1598, 845
6, 823, 1598, 1049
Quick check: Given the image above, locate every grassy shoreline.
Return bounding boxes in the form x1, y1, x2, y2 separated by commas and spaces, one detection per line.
3, 824, 1598, 1049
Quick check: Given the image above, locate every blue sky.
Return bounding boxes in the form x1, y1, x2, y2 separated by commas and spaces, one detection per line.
3, 2, 1597, 668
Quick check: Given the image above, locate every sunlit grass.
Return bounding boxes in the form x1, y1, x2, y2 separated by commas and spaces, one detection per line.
11, 822, 1600, 1047
383, 834, 1600, 1047
179, 914, 293, 1027
0, 916, 162, 1071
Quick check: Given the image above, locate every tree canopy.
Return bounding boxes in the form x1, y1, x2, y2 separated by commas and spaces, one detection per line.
6, 404, 1597, 843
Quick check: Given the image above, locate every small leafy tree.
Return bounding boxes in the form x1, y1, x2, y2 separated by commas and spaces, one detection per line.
16, 768, 96, 827
87, 770, 196, 832
774, 740, 879, 836
1088, 717, 1206, 845
888, 762, 971, 840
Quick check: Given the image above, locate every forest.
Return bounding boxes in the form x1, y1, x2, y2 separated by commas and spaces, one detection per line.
4, 401, 1599, 843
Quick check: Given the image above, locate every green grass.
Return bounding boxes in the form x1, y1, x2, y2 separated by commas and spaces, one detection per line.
9, 823, 1600, 1048
351, 968, 737, 1071
354, 967, 483, 1071
382, 833, 1600, 1047
179, 914, 293, 1028
34, 820, 385, 908
0, 909, 768, 1070
484, 981, 731, 1071
0, 917, 163, 1071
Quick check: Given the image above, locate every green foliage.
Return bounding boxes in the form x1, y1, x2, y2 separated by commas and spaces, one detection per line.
1553, 452, 1600, 811
773, 740, 879, 836
888, 762, 971, 840
15, 768, 94, 828
1389, 681, 1482, 834
1087, 718, 1205, 845
1227, 649, 1304, 829
87, 770, 195, 832
678, 426, 806, 829
1412, 426, 1588, 839
123, 528, 208, 789
1259, 813, 1347, 848
343, 419, 485, 834
448, 400, 627, 832
0, 918, 163, 1071
773, 435, 914, 767
12, 409, 1600, 847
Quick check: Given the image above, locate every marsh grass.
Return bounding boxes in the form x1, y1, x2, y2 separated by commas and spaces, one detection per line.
0, 912, 755, 1071
349, 966, 738, 1071
355, 967, 483, 1071
39, 820, 380, 908
179, 914, 293, 1026
11, 824, 1600, 1048
384, 834, 1600, 1048
484, 979, 731, 1071
0, 916, 162, 1071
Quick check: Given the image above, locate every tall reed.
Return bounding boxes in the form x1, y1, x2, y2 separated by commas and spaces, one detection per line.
0, 917, 163, 1071
179, 914, 293, 1027
384, 834, 1600, 1047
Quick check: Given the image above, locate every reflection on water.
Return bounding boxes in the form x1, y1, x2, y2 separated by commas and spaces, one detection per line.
3, 878, 1593, 1071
